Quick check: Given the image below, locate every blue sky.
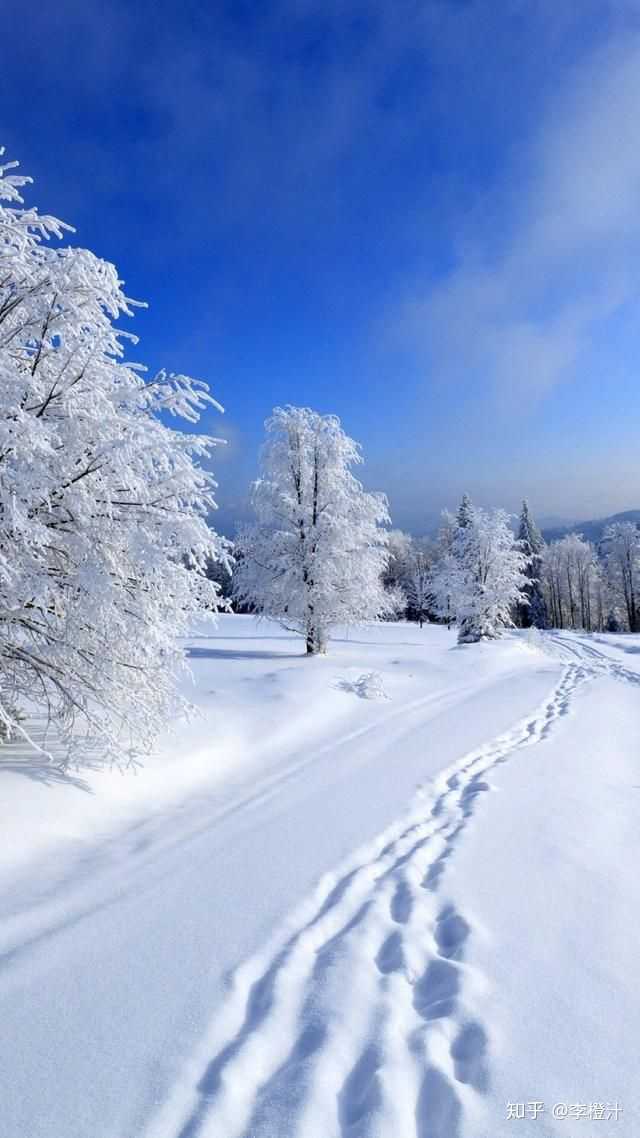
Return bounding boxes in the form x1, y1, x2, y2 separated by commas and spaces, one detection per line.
4, 0, 640, 533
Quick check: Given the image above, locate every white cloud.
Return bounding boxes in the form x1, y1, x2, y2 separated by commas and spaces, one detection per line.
394, 28, 640, 397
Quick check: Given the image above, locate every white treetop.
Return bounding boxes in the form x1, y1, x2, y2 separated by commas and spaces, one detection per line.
0, 152, 227, 766
404, 542, 433, 628
602, 521, 640, 632
233, 406, 391, 653
540, 533, 609, 631
431, 506, 528, 642
430, 509, 458, 630
516, 500, 547, 629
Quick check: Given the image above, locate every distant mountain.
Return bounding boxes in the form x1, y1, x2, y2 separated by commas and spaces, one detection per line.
536, 514, 581, 531
542, 509, 640, 547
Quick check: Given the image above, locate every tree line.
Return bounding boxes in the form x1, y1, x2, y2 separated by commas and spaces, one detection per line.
382, 508, 640, 636
223, 408, 640, 649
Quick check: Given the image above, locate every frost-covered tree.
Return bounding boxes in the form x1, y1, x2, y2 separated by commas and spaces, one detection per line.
540, 534, 603, 631
438, 508, 458, 549
603, 522, 640, 632
381, 529, 412, 618
572, 535, 599, 631
233, 406, 390, 653
540, 540, 565, 629
431, 507, 528, 643
456, 492, 474, 529
381, 530, 435, 625
516, 500, 547, 628
429, 509, 458, 630
201, 546, 234, 604
383, 529, 412, 590
0, 152, 227, 766
606, 607, 624, 633
404, 542, 433, 628
587, 564, 607, 632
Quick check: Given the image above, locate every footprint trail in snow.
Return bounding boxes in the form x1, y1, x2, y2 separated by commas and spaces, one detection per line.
147, 660, 594, 1138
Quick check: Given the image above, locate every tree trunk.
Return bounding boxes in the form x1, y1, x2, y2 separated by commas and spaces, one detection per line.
306, 624, 327, 655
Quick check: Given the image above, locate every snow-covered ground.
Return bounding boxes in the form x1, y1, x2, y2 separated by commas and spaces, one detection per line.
1, 616, 639, 1138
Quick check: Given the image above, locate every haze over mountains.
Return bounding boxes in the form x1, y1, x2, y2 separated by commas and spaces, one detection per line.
541, 509, 640, 546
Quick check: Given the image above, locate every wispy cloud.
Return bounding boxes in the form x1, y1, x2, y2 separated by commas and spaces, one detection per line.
392, 24, 640, 398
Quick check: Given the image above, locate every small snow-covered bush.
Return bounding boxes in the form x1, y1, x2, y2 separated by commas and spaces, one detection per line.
337, 671, 389, 700
355, 671, 389, 700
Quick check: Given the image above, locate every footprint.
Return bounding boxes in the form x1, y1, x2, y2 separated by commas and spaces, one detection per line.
451, 1020, 489, 1093
390, 879, 413, 924
422, 855, 447, 892
413, 958, 459, 1020
460, 778, 490, 816
434, 907, 470, 960
242, 1022, 327, 1136
421, 824, 463, 893
338, 1044, 382, 1132
375, 930, 404, 974
196, 950, 285, 1097
416, 1066, 462, 1138
291, 1021, 328, 1061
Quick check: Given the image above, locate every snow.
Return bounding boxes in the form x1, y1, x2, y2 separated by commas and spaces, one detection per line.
0, 616, 638, 1138
446, 673, 640, 1137
0, 152, 227, 767
233, 405, 391, 653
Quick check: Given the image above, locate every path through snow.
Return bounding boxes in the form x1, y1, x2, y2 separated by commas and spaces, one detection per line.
147, 659, 594, 1138
1, 621, 638, 1138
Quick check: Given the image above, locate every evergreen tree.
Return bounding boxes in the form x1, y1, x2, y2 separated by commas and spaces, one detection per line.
456, 492, 474, 529
517, 501, 547, 628
404, 542, 433, 628
431, 508, 528, 643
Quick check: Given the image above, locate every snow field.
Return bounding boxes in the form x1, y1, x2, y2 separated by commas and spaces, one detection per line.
1, 619, 639, 1138
145, 660, 588, 1138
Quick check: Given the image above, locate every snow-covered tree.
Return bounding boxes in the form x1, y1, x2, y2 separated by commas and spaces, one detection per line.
404, 542, 433, 628
431, 507, 529, 643
200, 546, 234, 603
456, 492, 474, 529
540, 539, 565, 629
381, 530, 436, 625
429, 509, 458, 630
381, 529, 412, 618
383, 529, 412, 590
0, 151, 228, 766
591, 561, 608, 633
603, 521, 640, 632
233, 406, 391, 653
540, 534, 604, 631
572, 535, 599, 631
606, 606, 624, 633
516, 500, 547, 628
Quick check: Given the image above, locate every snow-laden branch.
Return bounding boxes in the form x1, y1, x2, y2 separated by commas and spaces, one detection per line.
233, 406, 391, 654
0, 152, 230, 767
